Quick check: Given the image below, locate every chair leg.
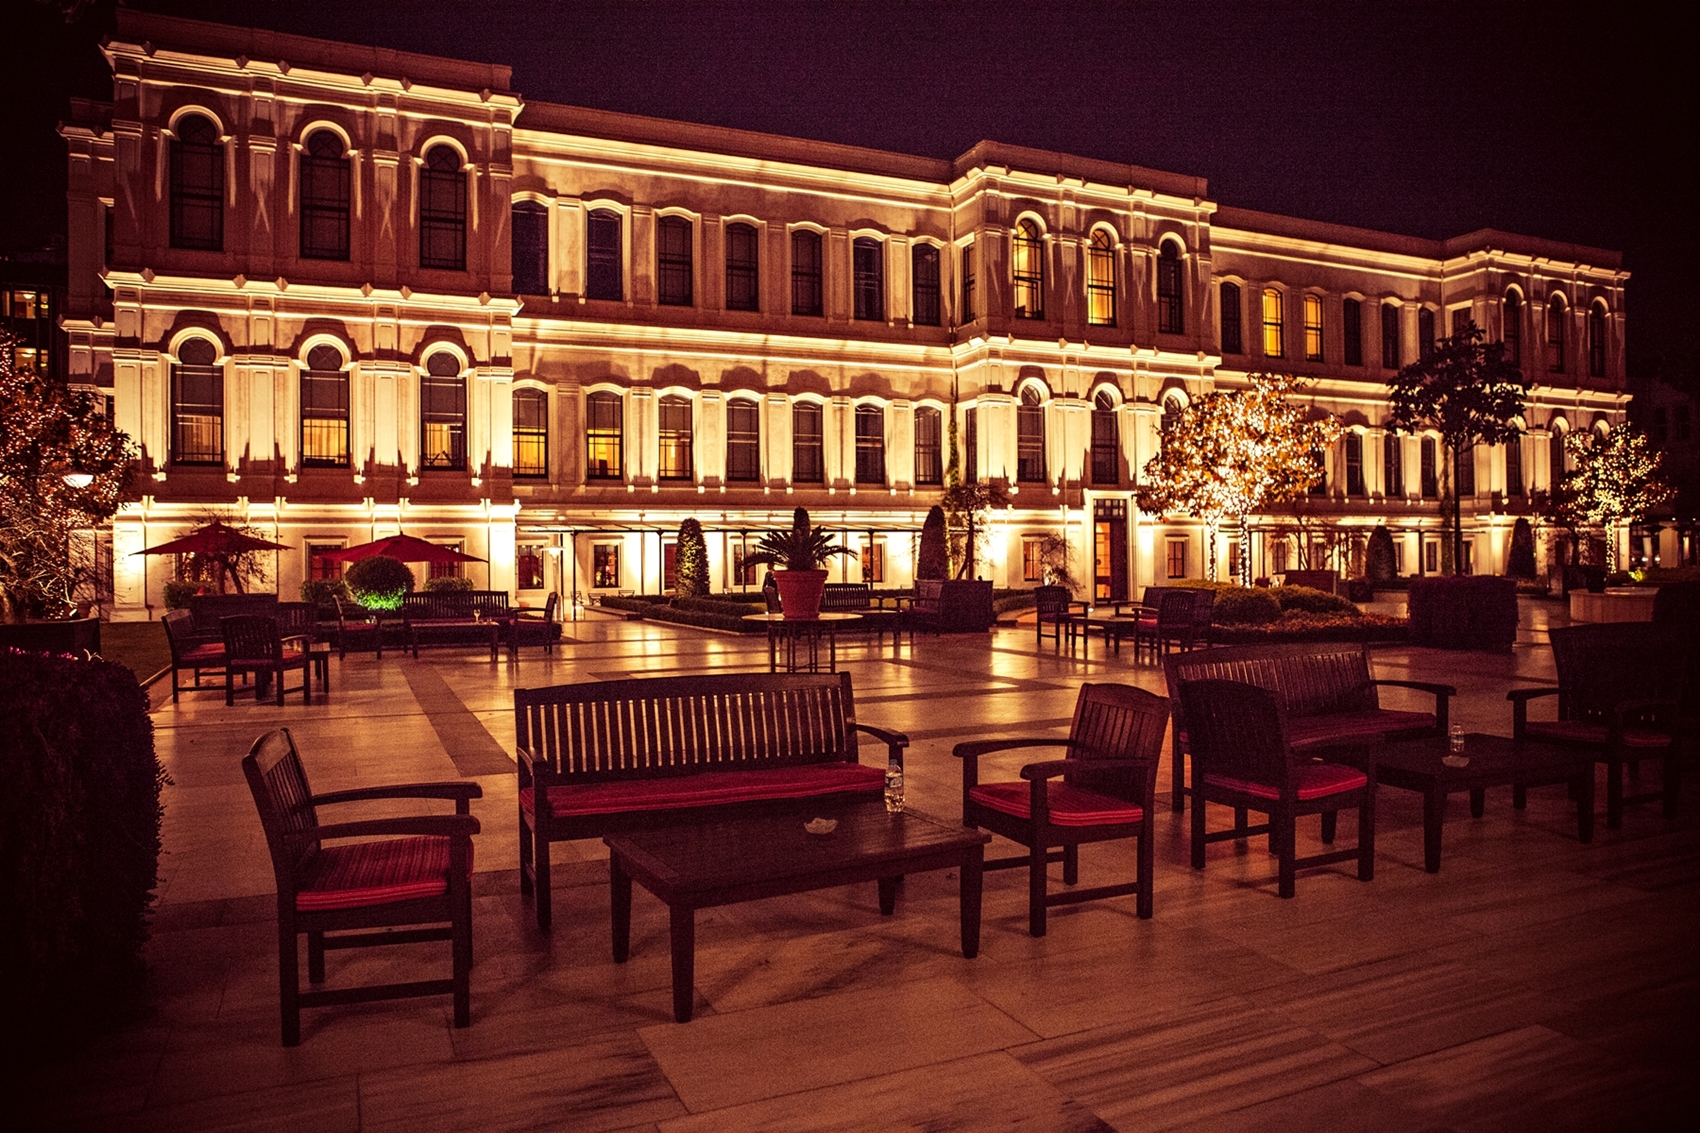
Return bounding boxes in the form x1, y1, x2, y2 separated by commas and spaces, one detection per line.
278, 921, 301, 1047
1276, 812, 1297, 898
1321, 810, 1338, 844
275, 664, 286, 706
1191, 795, 1207, 869
1136, 823, 1154, 919
1358, 793, 1376, 882
1607, 758, 1624, 830
518, 812, 534, 896
452, 882, 473, 1028
534, 830, 553, 930
173, 667, 181, 703
1028, 839, 1048, 937
307, 930, 326, 983
1172, 738, 1186, 813
1062, 843, 1079, 886
226, 668, 235, 706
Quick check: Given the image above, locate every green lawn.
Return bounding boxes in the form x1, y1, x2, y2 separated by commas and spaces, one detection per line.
98, 620, 173, 684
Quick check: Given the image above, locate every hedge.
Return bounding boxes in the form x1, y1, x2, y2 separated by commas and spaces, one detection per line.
0, 650, 165, 1054
1210, 612, 1409, 644
1408, 575, 1518, 651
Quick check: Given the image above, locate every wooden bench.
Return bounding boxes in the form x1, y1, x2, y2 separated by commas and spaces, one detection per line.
820, 582, 906, 644
909, 579, 994, 634
400, 591, 508, 660
514, 671, 904, 929
1164, 641, 1453, 813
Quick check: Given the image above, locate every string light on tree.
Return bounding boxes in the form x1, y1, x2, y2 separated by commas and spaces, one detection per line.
1554, 425, 1675, 573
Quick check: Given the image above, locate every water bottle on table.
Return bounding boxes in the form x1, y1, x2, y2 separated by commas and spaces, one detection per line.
885, 750, 905, 814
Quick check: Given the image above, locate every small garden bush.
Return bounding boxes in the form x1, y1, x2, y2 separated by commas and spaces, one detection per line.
1211, 612, 1408, 644
300, 577, 350, 606
1212, 587, 1282, 625
0, 651, 165, 1054
162, 579, 210, 610
1271, 585, 1361, 617
344, 555, 415, 609
424, 576, 474, 592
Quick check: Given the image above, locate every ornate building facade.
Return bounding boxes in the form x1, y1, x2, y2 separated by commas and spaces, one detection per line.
61, 11, 1631, 619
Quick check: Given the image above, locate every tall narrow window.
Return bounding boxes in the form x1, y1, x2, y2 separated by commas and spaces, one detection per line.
419, 145, 466, 270
585, 208, 623, 300
1343, 298, 1362, 365
725, 222, 759, 312
1383, 431, 1403, 498
169, 114, 222, 251
299, 130, 349, 261
300, 344, 349, 467
1160, 394, 1183, 449
512, 388, 548, 478
725, 398, 760, 481
1091, 391, 1119, 485
854, 404, 885, 484
1381, 303, 1401, 369
1549, 425, 1566, 489
1304, 294, 1324, 362
1451, 308, 1472, 336
1219, 282, 1242, 354
852, 237, 883, 321
1017, 386, 1046, 483
657, 395, 693, 479
511, 200, 548, 294
791, 230, 822, 316
1157, 240, 1183, 333
1505, 435, 1523, 496
1456, 444, 1475, 496
1344, 433, 1364, 496
1087, 230, 1116, 326
419, 353, 466, 470
1504, 290, 1523, 366
1588, 302, 1607, 377
1418, 308, 1436, 360
964, 406, 978, 483
1011, 220, 1044, 319
912, 244, 940, 326
1261, 288, 1283, 357
171, 337, 223, 464
959, 241, 976, 321
656, 216, 693, 306
914, 406, 942, 485
1420, 437, 1438, 498
585, 390, 623, 479
792, 402, 823, 483
1547, 295, 1566, 371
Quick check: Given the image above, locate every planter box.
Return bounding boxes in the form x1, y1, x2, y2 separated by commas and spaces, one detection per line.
1569, 588, 1656, 624
0, 616, 102, 657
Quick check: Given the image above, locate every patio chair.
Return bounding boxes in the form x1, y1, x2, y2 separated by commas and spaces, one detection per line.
956, 683, 1168, 934
222, 614, 311, 706
1178, 679, 1376, 898
243, 727, 480, 1046
335, 597, 382, 659
162, 608, 225, 703
1134, 590, 1197, 661
508, 592, 560, 658
274, 601, 320, 642
1034, 585, 1083, 649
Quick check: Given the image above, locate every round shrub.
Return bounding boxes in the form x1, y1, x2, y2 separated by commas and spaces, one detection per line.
1211, 587, 1282, 625
344, 555, 415, 609
424, 576, 473, 593
300, 577, 350, 606
1272, 585, 1361, 618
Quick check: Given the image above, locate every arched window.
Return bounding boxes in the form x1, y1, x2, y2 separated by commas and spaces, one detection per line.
1588, 302, 1608, 378
171, 337, 222, 464
1087, 230, 1116, 327
959, 241, 977, 322
1420, 436, 1439, 498
725, 398, 760, 481
1157, 240, 1183, 334
419, 146, 466, 270
1343, 298, 1363, 365
299, 130, 349, 261
1418, 308, 1436, 360
911, 244, 940, 327
854, 404, 885, 484
1505, 434, 1523, 496
1262, 288, 1284, 357
792, 401, 823, 482
1304, 294, 1324, 362
1504, 289, 1523, 366
852, 237, 883, 321
1091, 390, 1119, 485
1344, 433, 1365, 496
300, 344, 349, 467
1383, 430, 1403, 497
1017, 386, 1046, 483
1381, 302, 1401, 369
1219, 282, 1243, 354
656, 216, 693, 306
585, 391, 623, 479
419, 352, 466, 470
170, 115, 223, 251
1160, 393, 1184, 444
511, 201, 548, 294
914, 406, 942, 485
791, 230, 822, 316
657, 395, 693, 479
725, 222, 759, 312
1011, 220, 1044, 319
585, 208, 623, 300
512, 388, 548, 478
1549, 423, 1567, 490
1547, 294, 1567, 372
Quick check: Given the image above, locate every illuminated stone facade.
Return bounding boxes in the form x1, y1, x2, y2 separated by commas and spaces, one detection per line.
62, 11, 1631, 619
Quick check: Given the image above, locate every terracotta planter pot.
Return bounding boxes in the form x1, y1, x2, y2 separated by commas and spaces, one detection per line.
774, 570, 828, 620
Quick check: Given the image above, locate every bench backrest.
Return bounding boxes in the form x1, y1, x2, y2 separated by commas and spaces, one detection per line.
189, 593, 277, 635
401, 591, 510, 620
515, 671, 862, 781
1164, 640, 1378, 719
1547, 623, 1685, 723
821, 583, 872, 612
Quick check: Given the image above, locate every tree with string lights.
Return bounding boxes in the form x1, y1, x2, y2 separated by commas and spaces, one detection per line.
1138, 372, 1341, 585
0, 335, 135, 621
1552, 424, 1675, 573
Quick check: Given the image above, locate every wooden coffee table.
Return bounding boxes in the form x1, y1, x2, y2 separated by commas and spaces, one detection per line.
1340, 733, 1596, 873
606, 801, 990, 1022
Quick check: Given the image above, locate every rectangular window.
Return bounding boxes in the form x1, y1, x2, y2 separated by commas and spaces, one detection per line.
1271, 540, 1289, 574
656, 217, 693, 306
171, 363, 223, 465
1087, 235, 1116, 327
1166, 538, 1187, 580
791, 230, 823, 316
1419, 308, 1436, 360
725, 223, 759, 312
1425, 540, 1439, 574
516, 545, 545, 590
854, 406, 885, 484
300, 148, 350, 261
169, 128, 222, 251
732, 544, 761, 587
592, 544, 620, 589
1456, 444, 1475, 497
911, 244, 940, 327
585, 209, 623, 301
1420, 437, 1438, 498
964, 406, 978, 483
960, 242, 976, 322
663, 543, 678, 592
1345, 433, 1364, 496
913, 407, 942, 485
1017, 403, 1045, 484
1219, 283, 1242, 354
657, 397, 693, 480
1091, 404, 1118, 485
1262, 289, 1283, 357
307, 543, 344, 581
725, 399, 760, 482
420, 374, 467, 470
511, 202, 549, 294
513, 389, 549, 478
585, 392, 623, 479
1022, 538, 1044, 583
853, 238, 883, 321
1383, 432, 1403, 498
1304, 294, 1324, 362
1157, 247, 1183, 334
792, 402, 823, 483
860, 539, 884, 584
1382, 303, 1401, 369
419, 164, 466, 271
428, 545, 464, 582
1343, 299, 1362, 366
1505, 436, 1523, 496
1451, 307, 1471, 336
300, 368, 350, 468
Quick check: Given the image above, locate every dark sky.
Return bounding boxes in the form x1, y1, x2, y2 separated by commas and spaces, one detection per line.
4, 1, 1687, 380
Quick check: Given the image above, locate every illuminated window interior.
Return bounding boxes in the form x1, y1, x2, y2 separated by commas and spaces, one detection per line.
1087, 230, 1116, 326
1012, 220, 1043, 319
1262, 288, 1283, 357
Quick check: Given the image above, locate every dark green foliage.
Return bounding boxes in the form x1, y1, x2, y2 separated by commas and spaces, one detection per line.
1408, 576, 1518, 651
604, 594, 766, 633
423, 576, 474, 592
1366, 526, 1397, 583
300, 577, 351, 606
917, 506, 948, 580
1213, 587, 1283, 625
162, 579, 207, 609
1271, 585, 1361, 617
0, 651, 164, 1053
675, 518, 709, 597
1210, 613, 1408, 644
745, 507, 855, 572
344, 555, 416, 608
1506, 517, 1537, 580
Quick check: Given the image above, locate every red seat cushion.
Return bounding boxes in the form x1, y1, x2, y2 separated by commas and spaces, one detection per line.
1286, 710, 1435, 751
968, 780, 1144, 827
296, 835, 469, 911
179, 643, 224, 665
520, 762, 886, 819
1203, 762, 1368, 801
1524, 720, 1674, 750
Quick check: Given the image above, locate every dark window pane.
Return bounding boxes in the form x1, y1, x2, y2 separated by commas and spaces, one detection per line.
1091, 391, 1118, 485
726, 222, 759, 312
513, 388, 548, 478
1219, 282, 1242, 354
511, 201, 549, 294
1504, 291, 1522, 366
586, 209, 623, 300
1420, 437, 1438, 498
1506, 435, 1523, 496
656, 216, 693, 306
1547, 296, 1566, 372
299, 130, 349, 261
1588, 304, 1607, 377
960, 242, 976, 322
964, 406, 977, 483
792, 402, 823, 482
1383, 431, 1403, 497
170, 115, 222, 251
854, 405, 885, 483
726, 399, 760, 481
1345, 433, 1365, 496
586, 391, 623, 478
1456, 443, 1475, 496
914, 406, 941, 484
1418, 308, 1436, 360
1157, 241, 1183, 334
1343, 299, 1362, 366
911, 244, 940, 326
419, 146, 466, 270
1017, 388, 1045, 483
853, 237, 883, 321
791, 230, 822, 316
1381, 303, 1401, 369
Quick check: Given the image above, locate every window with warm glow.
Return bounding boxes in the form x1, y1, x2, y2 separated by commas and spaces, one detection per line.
171, 337, 223, 465
307, 543, 344, 581
592, 543, 620, 588
512, 388, 548, 478
1304, 294, 1324, 362
861, 540, 885, 583
585, 391, 623, 479
1262, 288, 1283, 357
1087, 230, 1116, 326
419, 353, 466, 470
516, 545, 545, 590
658, 395, 693, 480
300, 345, 349, 467
1166, 538, 1187, 579
1022, 538, 1044, 582
1011, 220, 1044, 319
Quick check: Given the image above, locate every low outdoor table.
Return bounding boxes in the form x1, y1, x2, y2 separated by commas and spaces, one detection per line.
1073, 609, 1144, 655
606, 801, 989, 1022
308, 641, 331, 691
1336, 733, 1596, 873
741, 612, 861, 673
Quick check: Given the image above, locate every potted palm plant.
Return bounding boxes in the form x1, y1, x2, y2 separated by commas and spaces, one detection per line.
745, 507, 856, 619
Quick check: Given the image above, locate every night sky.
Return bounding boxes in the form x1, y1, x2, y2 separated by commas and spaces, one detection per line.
4, 1, 1687, 381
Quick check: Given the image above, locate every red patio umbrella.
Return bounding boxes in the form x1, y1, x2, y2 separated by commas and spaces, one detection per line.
131, 520, 291, 557
319, 534, 486, 564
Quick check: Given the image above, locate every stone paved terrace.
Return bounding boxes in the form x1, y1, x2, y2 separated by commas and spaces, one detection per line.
22, 601, 1700, 1131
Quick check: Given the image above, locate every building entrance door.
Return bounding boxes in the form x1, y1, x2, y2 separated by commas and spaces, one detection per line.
1094, 499, 1128, 602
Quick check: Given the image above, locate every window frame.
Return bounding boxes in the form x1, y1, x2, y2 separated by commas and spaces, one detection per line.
299, 344, 350, 468
725, 222, 759, 312
1547, 295, 1567, 372
510, 200, 549, 295
1157, 240, 1184, 334
418, 353, 467, 471
1418, 307, 1436, 360
418, 145, 467, 271
854, 404, 885, 485
913, 405, 942, 485
1303, 293, 1324, 362
1504, 290, 1523, 366
656, 394, 694, 480
512, 386, 549, 479
655, 215, 694, 307
1011, 220, 1044, 319
169, 114, 223, 252
1219, 282, 1242, 355
170, 337, 224, 466
299, 130, 350, 261
1383, 430, 1403, 498
791, 400, 824, 483
1090, 390, 1119, 485
585, 390, 624, 480
1505, 435, 1524, 497
1420, 436, 1439, 498
1016, 386, 1046, 484
1343, 298, 1362, 366
1087, 229, 1117, 327
1165, 537, 1187, 580
791, 229, 823, 317
959, 241, 976, 322
585, 208, 624, 301
1588, 302, 1607, 378
852, 236, 884, 322
1344, 432, 1364, 496
1261, 288, 1284, 358
725, 397, 761, 482
911, 243, 941, 327
1381, 303, 1401, 369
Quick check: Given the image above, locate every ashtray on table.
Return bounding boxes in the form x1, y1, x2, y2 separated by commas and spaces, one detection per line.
803, 818, 838, 835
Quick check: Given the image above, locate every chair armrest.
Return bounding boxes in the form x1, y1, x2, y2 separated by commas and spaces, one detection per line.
1507, 685, 1561, 736
288, 814, 480, 846
313, 782, 483, 814
953, 737, 1071, 761
1018, 756, 1152, 781
1506, 686, 1561, 703
850, 721, 910, 761
1374, 679, 1457, 697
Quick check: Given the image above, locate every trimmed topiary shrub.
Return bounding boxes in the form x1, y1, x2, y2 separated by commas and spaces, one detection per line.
1212, 587, 1283, 625
300, 577, 350, 606
675, 518, 709, 597
1507, 517, 1537, 580
0, 650, 165, 1055
1366, 526, 1397, 585
423, 575, 474, 592
917, 505, 948, 581
1408, 575, 1518, 651
344, 555, 416, 609
1271, 585, 1361, 617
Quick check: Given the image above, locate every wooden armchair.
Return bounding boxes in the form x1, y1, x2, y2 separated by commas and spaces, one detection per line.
1135, 590, 1197, 660
507, 592, 560, 658
956, 683, 1168, 935
274, 601, 321, 643
1178, 679, 1375, 899
163, 608, 225, 703
243, 728, 480, 1045
221, 614, 311, 706
1034, 585, 1084, 649
334, 597, 382, 659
